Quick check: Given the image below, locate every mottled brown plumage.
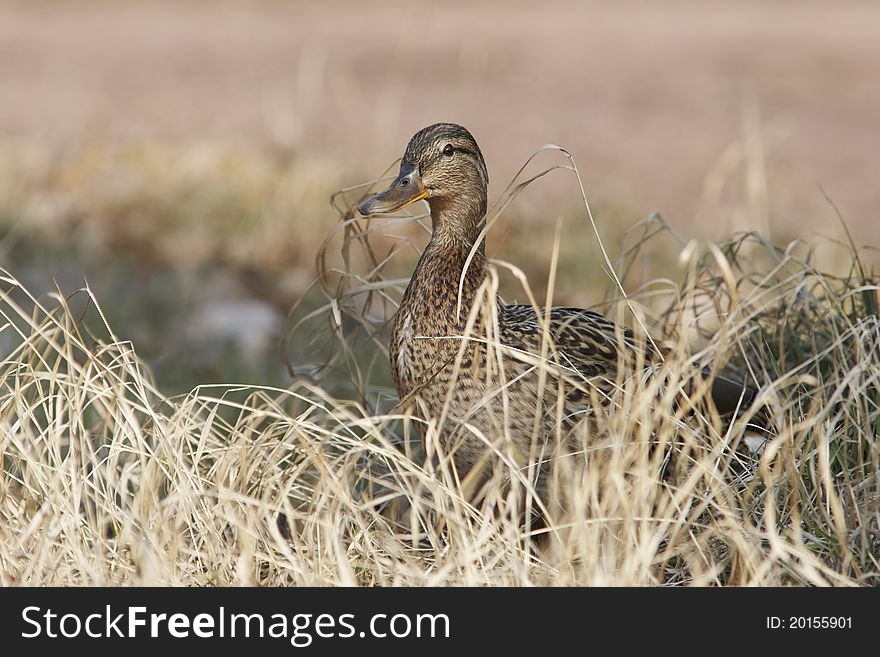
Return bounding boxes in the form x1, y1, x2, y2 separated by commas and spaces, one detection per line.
359, 123, 758, 503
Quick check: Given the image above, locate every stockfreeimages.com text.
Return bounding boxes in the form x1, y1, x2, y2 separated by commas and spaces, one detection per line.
21, 605, 450, 646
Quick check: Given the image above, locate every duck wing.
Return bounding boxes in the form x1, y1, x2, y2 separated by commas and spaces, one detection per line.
499, 304, 656, 379
499, 304, 763, 426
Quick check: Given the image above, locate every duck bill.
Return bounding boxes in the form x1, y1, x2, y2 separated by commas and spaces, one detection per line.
358, 162, 428, 215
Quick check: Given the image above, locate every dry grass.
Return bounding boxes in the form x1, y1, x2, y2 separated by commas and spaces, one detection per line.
1, 145, 877, 586
0, 139, 341, 280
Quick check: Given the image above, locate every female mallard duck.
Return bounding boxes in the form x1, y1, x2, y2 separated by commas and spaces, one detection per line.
358, 123, 759, 504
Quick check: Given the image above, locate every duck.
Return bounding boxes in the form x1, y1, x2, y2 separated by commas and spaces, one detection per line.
357, 123, 760, 508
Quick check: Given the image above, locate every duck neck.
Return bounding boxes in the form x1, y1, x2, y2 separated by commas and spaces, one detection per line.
428, 193, 487, 251
402, 199, 489, 332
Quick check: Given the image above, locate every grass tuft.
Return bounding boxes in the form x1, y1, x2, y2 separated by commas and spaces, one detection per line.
1, 146, 878, 586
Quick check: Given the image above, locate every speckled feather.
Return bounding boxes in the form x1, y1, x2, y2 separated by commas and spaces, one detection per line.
365, 123, 756, 501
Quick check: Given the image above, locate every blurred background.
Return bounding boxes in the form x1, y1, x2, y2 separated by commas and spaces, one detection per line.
1, 0, 877, 394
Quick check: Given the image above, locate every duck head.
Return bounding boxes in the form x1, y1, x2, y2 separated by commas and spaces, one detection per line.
358, 123, 489, 241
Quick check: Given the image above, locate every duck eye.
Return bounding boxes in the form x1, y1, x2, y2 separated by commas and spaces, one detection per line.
442, 144, 455, 157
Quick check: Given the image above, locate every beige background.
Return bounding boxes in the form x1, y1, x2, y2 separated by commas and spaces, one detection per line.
3, 0, 878, 246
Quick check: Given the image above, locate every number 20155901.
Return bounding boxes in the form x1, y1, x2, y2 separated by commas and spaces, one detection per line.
766, 616, 852, 630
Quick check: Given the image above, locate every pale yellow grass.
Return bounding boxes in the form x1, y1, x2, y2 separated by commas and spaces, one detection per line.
1, 152, 877, 585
